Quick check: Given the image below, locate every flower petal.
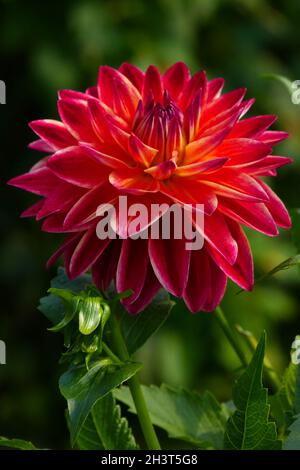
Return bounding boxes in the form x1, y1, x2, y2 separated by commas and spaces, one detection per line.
163, 62, 190, 100
128, 134, 158, 168
80, 143, 132, 170
125, 264, 161, 314
176, 157, 228, 177
109, 168, 159, 194
119, 63, 144, 92
29, 119, 77, 150
143, 65, 163, 103
214, 138, 271, 166
92, 240, 121, 291
8, 167, 60, 196
208, 219, 254, 291
98, 66, 141, 122
218, 197, 278, 236
149, 236, 190, 296
47, 146, 108, 188
117, 238, 149, 305
258, 180, 291, 229
199, 170, 269, 202
184, 129, 229, 165
160, 177, 218, 215
228, 115, 277, 139
183, 248, 227, 312
63, 182, 118, 229
68, 226, 111, 279
58, 98, 97, 143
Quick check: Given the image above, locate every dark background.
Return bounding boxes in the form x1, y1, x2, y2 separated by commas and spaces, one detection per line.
1, 0, 300, 449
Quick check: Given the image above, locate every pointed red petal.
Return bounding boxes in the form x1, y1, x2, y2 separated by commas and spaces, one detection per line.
183, 248, 227, 312
163, 62, 190, 100
47, 146, 107, 188
149, 236, 190, 297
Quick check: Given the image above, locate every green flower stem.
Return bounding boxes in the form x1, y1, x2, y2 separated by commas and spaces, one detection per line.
213, 306, 248, 368
109, 313, 161, 450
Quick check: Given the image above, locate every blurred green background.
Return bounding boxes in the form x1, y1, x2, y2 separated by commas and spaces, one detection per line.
1, 0, 300, 449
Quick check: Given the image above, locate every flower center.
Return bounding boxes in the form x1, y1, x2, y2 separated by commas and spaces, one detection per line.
134, 92, 184, 161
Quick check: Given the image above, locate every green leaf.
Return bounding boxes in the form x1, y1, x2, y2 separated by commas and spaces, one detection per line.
284, 414, 300, 450
38, 268, 91, 325
258, 255, 300, 282
271, 335, 300, 434
76, 413, 104, 450
91, 393, 138, 450
291, 209, 300, 253
224, 332, 281, 450
76, 393, 138, 450
47, 288, 80, 332
115, 384, 227, 449
60, 359, 141, 445
78, 297, 103, 335
0, 436, 41, 450
120, 290, 175, 355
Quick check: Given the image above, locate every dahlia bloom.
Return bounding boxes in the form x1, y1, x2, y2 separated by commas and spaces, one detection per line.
9, 62, 292, 313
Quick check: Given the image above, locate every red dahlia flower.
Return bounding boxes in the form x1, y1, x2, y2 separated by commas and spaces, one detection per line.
9, 62, 292, 313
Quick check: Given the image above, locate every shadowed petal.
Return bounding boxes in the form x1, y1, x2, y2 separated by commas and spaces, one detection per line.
117, 238, 149, 305
68, 226, 111, 279
183, 248, 227, 312
208, 219, 254, 290
149, 236, 191, 297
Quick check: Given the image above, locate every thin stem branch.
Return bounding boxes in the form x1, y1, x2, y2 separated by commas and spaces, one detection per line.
213, 306, 248, 368
109, 312, 161, 450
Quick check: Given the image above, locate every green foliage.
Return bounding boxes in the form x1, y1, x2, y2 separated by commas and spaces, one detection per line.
257, 255, 300, 282
60, 359, 141, 445
224, 333, 281, 450
76, 394, 138, 450
284, 414, 300, 450
115, 384, 228, 449
271, 335, 300, 438
291, 209, 300, 253
38, 268, 92, 325
120, 290, 175, 355
0, 437, 41, 450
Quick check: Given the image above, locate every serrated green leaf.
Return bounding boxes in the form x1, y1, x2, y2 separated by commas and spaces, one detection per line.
120, 290, 175, 355
76, 413, 104, 450
60, 359, 141, 445
76, 393, 138, 450
0, 436, 41, 450
115, 384, 227, 449
38, 268, 91, 324
284, 414, 300, 450
271, 335, 300, 434
78, 297, 103, 335
91, 393, 138, 450
224, 332, 281, 450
